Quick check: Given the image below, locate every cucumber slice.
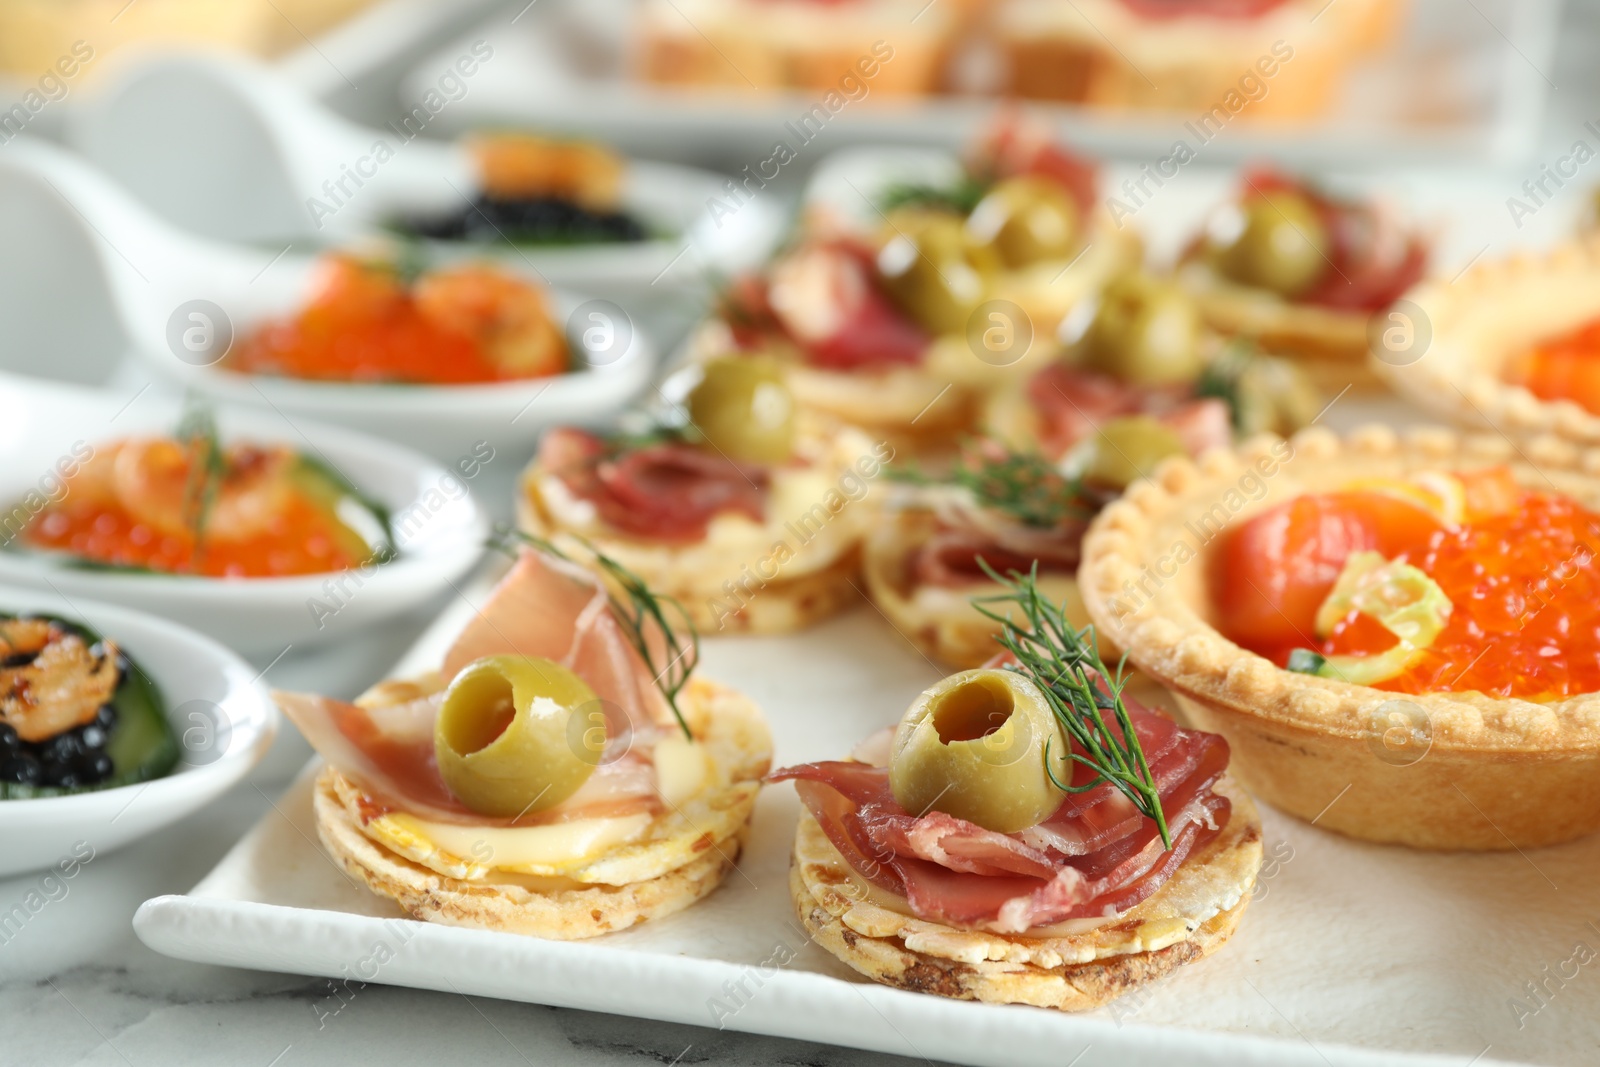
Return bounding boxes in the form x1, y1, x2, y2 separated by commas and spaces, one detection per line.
0, 616, 178, 800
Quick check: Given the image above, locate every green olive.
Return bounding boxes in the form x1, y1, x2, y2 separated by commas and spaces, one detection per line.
434, 655, 601, 817
965, 176, 1080, 269
686, 357, 796, 464
1211, 189, 1330, 299
1075, 273, 1204, 386
1079, 415, 1185, 489
876, 208, 1000, 335
889, 669, 1068, 834
1228, 355, 1323, 436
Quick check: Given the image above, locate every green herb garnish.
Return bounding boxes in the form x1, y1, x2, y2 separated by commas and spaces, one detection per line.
1286, 649, 1328, 675
972, 562, 1171, 849
176, 396, 225, 559
493, 527, 697, 741
889, 446, 1091, 529
881, 177, 991, 217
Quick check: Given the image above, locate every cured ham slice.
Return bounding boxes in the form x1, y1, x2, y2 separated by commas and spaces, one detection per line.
276, 548, 672, 826
771, 695, 1232, 933
538, 428, 768, 544
766, 241, 929, 371
1026, 363, 1232, 462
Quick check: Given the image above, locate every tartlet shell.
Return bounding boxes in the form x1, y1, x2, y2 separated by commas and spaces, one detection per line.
1078, 424, 1600, 850
1374, 235, 1600, 445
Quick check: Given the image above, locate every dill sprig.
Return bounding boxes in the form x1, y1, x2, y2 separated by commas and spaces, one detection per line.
971, 562, 1171, 849
888, 446, 1091, 529
493, 527, 697, 741
880, 176, 991, 217
175, 397, 226, 562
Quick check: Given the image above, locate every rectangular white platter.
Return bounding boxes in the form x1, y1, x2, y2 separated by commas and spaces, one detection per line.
134, 552, 1600, 1067
402, 0, 1561, 168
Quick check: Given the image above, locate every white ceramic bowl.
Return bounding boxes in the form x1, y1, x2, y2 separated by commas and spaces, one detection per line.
0, 583, 276, 877
0, 375, 488, 658
0, 137, 655, 463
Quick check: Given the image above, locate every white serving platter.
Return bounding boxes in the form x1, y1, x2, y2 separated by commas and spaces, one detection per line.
403, 0, 1562, 168
134, 541, 1600, 1067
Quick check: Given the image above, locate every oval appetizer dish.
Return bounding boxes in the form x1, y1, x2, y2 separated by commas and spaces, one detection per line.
1081, 425, 1600, 850
0, 379, 487, 656
275, 541, 772, 938
0, 585, 276, 877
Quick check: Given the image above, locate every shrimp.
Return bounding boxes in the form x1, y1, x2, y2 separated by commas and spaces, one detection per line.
414, 264, 568, 378
112, 438, 296, 542
0, 619, 119, 742
468, 133, 623, 210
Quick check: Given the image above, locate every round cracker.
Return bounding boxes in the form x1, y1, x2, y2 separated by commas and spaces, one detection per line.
316, 770, 749, 939
315, 675, 772, 939
788, 778, 1262, 1010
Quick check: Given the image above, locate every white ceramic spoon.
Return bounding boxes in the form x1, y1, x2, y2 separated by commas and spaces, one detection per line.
0, 374, 488, 657
0, 582, 276, 877
69, 51, 784, 294
0, 137, 655, 462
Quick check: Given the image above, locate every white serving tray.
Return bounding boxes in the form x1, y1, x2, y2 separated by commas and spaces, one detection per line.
402, 0, 1562, 168
134, 551, 1600, 1067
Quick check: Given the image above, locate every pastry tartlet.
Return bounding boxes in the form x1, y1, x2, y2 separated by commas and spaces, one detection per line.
994, 0, 1355, 118
277, 546, 772, 938
519, 362, 882, 635
774, 570, 1261, 1010
637, 0, 951, 95
1079, 424, 1600, 850
1375, 236, 1600, 446
1178, 167, 1428, 393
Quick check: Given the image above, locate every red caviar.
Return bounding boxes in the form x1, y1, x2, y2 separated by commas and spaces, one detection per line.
224, 255, 567, 385
1217, 468, 1600, 700
1507, 317, 1600, 415
20, 440, 379, 578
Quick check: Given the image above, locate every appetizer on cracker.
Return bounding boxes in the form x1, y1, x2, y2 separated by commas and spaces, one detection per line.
773, 568, 1261, 1010
520, 361, 887, 634
275, 540, 771, 938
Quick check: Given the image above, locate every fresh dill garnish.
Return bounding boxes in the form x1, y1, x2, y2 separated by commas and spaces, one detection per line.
493, 527, 697, 741
175, 396, 225, 561
971, 562, 1171, 849
888, 446, 1091, 529
880, 177, 991, 217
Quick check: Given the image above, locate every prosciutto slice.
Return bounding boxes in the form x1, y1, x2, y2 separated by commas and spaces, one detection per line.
765, 239, 929, 371
539, 428, 768, 544
275, 549, 673, 826
771, 694, 1232, 933
1027, 363, 1233, 462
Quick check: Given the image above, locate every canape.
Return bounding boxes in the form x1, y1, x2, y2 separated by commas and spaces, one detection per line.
222, 252, 568, 386
773, 568, 1262, 1010
994, 0, 1356, 117
1375, 236, 1600, 447
637, 0, 952, 95
520, 360, 886, 634
11, 405, 392, 579
1080, 425, 1600, 850
1177, 166, 1428, 392
694, 130, 1137, 453
276, 542, 772, 937
981, 271, 1320, 465
0, 614, 175, 797
390, 132, 650, 249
